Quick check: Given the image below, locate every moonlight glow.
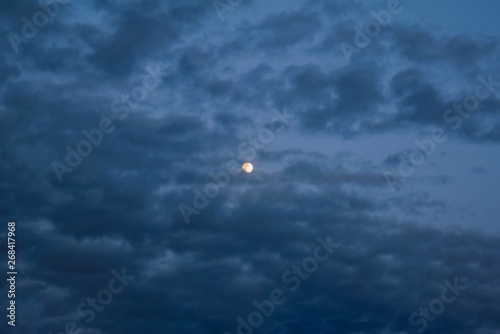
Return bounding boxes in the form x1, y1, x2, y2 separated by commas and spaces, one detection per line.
242, 163, 253, 173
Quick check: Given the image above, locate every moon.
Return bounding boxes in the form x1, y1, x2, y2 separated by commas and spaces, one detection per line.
242, 162, 253, 173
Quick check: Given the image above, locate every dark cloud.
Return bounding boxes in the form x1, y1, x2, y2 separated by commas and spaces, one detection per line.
390, 68, 448, 125
0, 0, 499, 333
392, 27, 498, 66
88, 11, 179, 77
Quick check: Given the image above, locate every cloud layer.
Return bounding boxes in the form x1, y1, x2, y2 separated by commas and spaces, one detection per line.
1, 0, 499, 333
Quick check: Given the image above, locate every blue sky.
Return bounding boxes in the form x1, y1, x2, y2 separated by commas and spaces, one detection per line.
1, 0, 500, 333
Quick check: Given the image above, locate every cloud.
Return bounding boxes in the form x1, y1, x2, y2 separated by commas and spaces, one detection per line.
0, 1, 499, 333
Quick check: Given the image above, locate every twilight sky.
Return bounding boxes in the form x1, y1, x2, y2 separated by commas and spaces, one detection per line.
1, 0, 500, 333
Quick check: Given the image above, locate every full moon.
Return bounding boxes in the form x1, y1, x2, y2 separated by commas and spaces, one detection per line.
242, 162, 253, 173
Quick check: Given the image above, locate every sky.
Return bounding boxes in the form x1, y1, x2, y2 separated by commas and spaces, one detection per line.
1, 0, 500, 333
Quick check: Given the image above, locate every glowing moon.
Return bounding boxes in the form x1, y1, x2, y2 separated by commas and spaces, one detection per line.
242, 162, 253, 173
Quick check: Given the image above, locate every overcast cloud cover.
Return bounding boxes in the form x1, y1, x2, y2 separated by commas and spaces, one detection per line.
1, 0, 500, 333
